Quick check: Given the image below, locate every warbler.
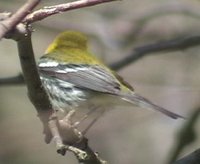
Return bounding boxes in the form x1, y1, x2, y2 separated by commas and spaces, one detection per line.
38, 31, 183, 120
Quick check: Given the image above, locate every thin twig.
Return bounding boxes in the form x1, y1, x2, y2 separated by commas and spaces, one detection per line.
173, 148, 200, 164
0, 73, 24, 85
168, 108, 200, 163
110, 35, 200, 70
25, 0, 118, 24
0, 0, 40, 40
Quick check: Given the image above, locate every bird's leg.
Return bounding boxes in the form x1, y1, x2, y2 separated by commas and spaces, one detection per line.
63, 109, 76, 123
82, 108, 105, 135
49, 110, 85, 156
72, 107, 99, 127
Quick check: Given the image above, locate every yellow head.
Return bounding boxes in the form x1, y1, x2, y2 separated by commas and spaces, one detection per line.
44, 31, 102, 64
45, 31, 88, 54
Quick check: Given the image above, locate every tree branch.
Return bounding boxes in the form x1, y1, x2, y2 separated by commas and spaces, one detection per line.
0, 0, 40, 40
168, 108, 200, 163
24, 0, 118, 24
110, 35, 200, 70
16, 27, 53, 143
0, 73, 24, 85
173, 148, 200, 164
0, 0, 118, 40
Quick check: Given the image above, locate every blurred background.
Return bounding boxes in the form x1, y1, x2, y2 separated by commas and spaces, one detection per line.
0, 0, 200, 164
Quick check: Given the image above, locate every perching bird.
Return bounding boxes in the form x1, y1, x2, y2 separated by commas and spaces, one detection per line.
38, 31, 183, 120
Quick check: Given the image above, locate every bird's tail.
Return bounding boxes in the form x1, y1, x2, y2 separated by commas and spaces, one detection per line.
120, 93, 184, 119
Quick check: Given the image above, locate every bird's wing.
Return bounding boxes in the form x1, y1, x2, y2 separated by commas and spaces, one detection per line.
38, 59, 184, 119
39, 61, 122, 94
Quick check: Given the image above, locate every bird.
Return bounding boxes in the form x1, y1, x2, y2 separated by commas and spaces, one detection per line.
38, 31, 183, 121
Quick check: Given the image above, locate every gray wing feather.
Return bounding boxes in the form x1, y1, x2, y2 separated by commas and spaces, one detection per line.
39, 64, 121, 94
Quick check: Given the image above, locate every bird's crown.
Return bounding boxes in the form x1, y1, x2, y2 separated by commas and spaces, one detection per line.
46, 31, 88, 53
